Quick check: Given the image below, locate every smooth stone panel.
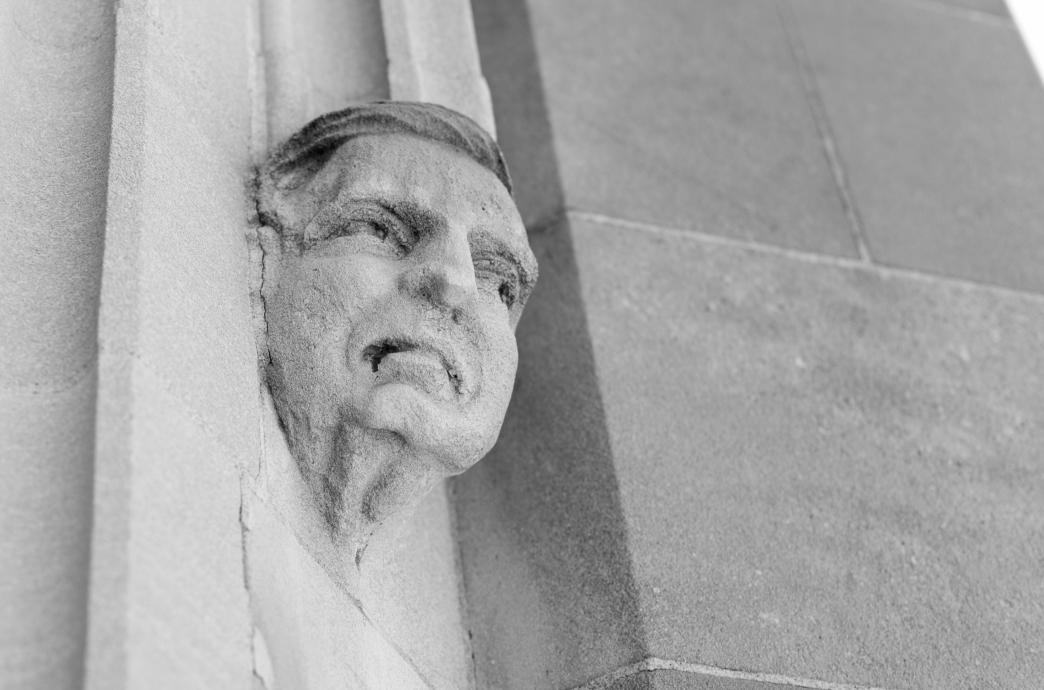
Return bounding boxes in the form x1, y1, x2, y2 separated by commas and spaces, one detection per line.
121, 367, 252, 689
572, 216, 1044, 689
133, 76, 261, 463
519, 0, 857, 256
790, 0, 1044, 292
0, 377, 95, 689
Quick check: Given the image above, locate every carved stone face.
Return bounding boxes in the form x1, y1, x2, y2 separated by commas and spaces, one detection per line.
261, 132, 536, 545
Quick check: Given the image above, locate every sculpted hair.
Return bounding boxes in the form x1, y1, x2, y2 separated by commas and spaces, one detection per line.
257, 101, 512, 237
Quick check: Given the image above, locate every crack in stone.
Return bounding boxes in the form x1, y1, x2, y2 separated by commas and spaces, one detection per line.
569, 209, 1044, 304
776, 0, 872, 264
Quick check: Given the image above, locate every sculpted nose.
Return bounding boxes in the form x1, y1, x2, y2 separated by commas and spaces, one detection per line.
398, 235, 477, 315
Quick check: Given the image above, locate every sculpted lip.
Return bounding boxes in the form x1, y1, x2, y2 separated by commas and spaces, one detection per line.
361, 336, 466, 396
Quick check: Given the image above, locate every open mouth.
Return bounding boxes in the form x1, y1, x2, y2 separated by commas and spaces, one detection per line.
361, 338, 463, 395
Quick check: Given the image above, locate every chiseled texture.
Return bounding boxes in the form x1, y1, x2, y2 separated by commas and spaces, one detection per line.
0, 1, 114, 688
256, 107, 535, 564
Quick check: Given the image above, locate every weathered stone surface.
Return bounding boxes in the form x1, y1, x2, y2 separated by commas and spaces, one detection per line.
512, 0, 858, 256
256, 104, 536, 563
790, 0, 1044, 292
261, 0, 388, 144
572, 215, 1044, 689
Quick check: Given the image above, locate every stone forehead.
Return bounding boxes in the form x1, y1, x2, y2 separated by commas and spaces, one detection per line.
322, 135, 522, 219
320, 135, 537, 281
263, 101, 512, 195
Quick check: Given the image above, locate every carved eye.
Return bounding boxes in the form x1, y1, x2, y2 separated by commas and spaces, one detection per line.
344, 219, 387, 241
475, 255, 520, 309
321, 209, 416, 257
498, 280, 517, 307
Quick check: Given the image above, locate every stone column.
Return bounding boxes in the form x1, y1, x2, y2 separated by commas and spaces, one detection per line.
0, 2, 114, 688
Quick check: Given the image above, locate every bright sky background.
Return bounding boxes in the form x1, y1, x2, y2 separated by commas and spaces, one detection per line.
1008, 0, 1044, 85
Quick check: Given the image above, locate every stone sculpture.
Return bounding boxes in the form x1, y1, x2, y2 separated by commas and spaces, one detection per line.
255, 102, 537, 562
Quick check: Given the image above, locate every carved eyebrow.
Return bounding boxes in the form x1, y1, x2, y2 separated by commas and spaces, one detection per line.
327, 196, 431, 236
468, 229, 538, 293
343, 195, 537, 291
379, 198, 443, 236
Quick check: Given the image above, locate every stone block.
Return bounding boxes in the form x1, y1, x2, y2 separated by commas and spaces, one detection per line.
89, 3, 259, 682
244, 496, 430, 690
513, 0, 857, 255
358, 485, 473, 690
126, 76, 261, 463
572, 215, 1044, 689
92, 366, 251, 689
381, 0, 495, 133
790, 0, 1044, 292
119, 0, 253, 160
0, 377, 95, 690
0, 0, 113, 386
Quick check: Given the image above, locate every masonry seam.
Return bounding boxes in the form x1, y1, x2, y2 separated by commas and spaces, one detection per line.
569, 209, 1044, 304
777, 0, 872, 263
572, 657, 897, 690
244, 0, 270, 684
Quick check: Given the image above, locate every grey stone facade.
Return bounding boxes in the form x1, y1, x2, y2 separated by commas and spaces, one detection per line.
2, 1, 1043, 688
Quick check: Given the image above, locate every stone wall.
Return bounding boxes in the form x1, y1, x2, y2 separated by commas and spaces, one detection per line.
458, 0, 1044, 688
0, 2, 113, 687
3, 1, 1043, 689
